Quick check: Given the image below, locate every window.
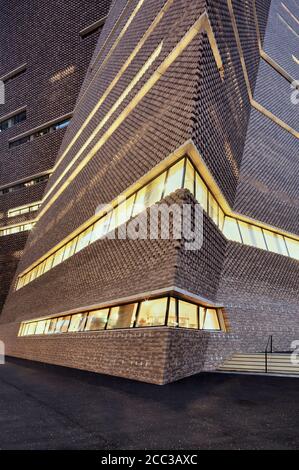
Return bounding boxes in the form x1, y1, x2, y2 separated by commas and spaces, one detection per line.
208, 193, 219, 226
90, 213, 111, 243
19, 296, 226, 337
107, 304, 138, 329
75, 226, 93, 253
238, 221, 266, 250
178, 300, 198, 329
195, 174, 208, 212
167, 297, 178, 327
184, 160, 195, 194
0, 110, 26, 133
136, 298, 168, 327
285, 238, 299, 260
55, 316, 71, 334
9, 118, 71, 148
85, 309, 109, 331
163, 160, 184, 197
68, 313, 87, 332
263, 230, 288, 256
223, 217, 242, 243
0, 175, 49, 196
203, 309, 221, 330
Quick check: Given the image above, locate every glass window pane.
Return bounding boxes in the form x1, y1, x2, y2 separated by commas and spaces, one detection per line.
90, 214, 111, 243
68, 313, 87, 332
223, 217, 242, 242
63, 238, 77, 261
75, 226, 93, 253
184, 160, 195, 195
238, 221, 267, 250
55, 316, 70, 333
136, 298, 167, 327
27, 322, 37, 335
85, 309, 109, 331
203, 309, 220, 330
178, 300, 198, 329
43, 255, 54, 273
107, 303, 138, 329
219, 207, 225, 231
35, 321, 46, 335
133, 173, 167, 217
263, 230, 288, 256
167, 297, 178, 327
109, 196, 135, 232
199, 307, 206, 329
44, 319, 51, 335
209, 193, 219, 226
163, 160, 185, 197
48, 318, 57, 334
52, 247, 65, 268
285, 237, 299, 260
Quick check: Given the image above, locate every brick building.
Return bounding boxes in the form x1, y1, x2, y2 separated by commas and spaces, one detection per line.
0, 0, 298, 384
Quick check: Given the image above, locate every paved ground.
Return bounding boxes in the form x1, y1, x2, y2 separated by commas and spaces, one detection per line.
0, 357, 298, 450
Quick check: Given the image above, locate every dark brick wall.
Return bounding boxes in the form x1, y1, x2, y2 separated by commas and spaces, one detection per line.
0, 0, 112, 314
0, 232, 28, 312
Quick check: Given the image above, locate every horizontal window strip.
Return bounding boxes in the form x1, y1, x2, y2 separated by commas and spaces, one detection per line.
16, 155, 299, 291
9, 115, 72, 149
0, 109, 26, 133
0, 174, 50, 196
8, 201, 42, 218
0, 221, 35, 237
18, 295, 225, 336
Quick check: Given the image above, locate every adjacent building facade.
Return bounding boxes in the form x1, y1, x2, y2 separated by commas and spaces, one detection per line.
0, 0, 298, 384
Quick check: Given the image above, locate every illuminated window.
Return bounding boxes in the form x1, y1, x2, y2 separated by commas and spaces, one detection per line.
163, 160, 184, 197
238, 221, 267, 250
68, 313, 87, 332
63, 238, 77, 261
55, 316, 71, 333
35, 320, 46, 335
203, 309, 221, 330
75, 226, 93, 253
184, 160, 195, 194
90, 213, 111, 243
195, 174, 208, 211
136, 298, 167, 327
223, 217, 242, 243
133, 172, 166, 217
48, 318, 57, 334
167, 297, 178, 327
218, 207, 225, 231
199, 307, 206, 329
52, 247, 65, 268
109, 195, 135, 232
107, 304, 138, 329
263, 230, 288, 256
27, 322, 37, 335
178, 300, 198, 329
285, 238, 299, 260
85, 309, 109, 331
208, 193, 219, 226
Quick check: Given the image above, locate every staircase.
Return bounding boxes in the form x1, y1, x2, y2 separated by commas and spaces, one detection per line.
218, 352, 299, 377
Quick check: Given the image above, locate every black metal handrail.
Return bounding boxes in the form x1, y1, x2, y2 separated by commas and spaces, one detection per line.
265, 335, 273, 373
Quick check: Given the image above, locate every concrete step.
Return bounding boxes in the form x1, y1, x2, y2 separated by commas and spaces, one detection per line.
218, 353, 299, 377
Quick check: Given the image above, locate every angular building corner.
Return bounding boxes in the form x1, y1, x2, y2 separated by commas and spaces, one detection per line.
0, 0, 298, 384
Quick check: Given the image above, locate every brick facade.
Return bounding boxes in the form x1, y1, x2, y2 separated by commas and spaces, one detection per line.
0, 0, 298, 385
